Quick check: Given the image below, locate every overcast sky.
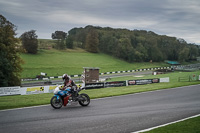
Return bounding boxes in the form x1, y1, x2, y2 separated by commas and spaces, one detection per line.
0, 0, 200, 44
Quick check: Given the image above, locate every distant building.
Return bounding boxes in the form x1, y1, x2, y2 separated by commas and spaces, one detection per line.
165, 60, 180, 65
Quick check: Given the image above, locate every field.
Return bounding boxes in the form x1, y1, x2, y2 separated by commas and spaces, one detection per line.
20, 48, 169, 78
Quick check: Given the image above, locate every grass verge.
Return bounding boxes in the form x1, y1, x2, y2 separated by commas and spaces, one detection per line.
143, 115, 200, 133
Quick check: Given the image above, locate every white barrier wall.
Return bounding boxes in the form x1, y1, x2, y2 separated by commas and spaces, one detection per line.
0, 86, 21, 96
24, 85, 58, 95
0, 84, 84, 96
0, 77, 171, 96
0, 85, 58, 96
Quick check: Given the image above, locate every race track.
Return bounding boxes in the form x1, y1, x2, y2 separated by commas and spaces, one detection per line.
0, 84, 200, 133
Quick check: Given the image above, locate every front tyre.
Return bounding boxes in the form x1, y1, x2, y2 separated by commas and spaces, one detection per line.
79, 93, 90, 106
51, 96, 63, 109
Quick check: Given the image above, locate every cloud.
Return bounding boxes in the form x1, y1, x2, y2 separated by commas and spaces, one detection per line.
0, 0, 200, 44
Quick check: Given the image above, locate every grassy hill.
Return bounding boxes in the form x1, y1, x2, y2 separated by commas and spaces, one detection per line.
20, 48, 169, 78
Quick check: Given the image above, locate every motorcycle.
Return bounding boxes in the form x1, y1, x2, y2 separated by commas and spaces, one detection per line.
50, 85, 90, 109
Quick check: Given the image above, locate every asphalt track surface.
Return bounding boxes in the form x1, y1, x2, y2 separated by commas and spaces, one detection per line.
0, 84, 200, 133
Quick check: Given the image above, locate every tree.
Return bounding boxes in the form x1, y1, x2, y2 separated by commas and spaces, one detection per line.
0, 14, 23, 87
52, 31, 67, 40
52, 31, 67, 49
85, 28, 99, 53
99, 33, 118, 55
68, 28, 86, 48
115, 37, 134, 62
20, 30, 38, 54
188, 44, 199, 60
178, 47, 189, 62
135, 43, 148, 62
66, 35, 74, 49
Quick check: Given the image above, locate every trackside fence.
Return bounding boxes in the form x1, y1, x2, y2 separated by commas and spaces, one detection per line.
178, 74, 200, 82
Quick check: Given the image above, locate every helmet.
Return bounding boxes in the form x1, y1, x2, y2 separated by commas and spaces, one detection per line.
62, 74, 69, 81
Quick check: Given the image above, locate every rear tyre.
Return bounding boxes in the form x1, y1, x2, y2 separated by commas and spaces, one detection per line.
51, 96, 63, 109
79, 93, 90, 106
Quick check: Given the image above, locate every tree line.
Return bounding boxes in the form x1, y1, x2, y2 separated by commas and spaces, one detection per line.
67, 25, 200, 63
18, 25, 200, 63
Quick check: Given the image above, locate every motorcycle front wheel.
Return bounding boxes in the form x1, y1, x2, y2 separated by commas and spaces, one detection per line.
78, 93, 90, 106
51, 96, 63, 109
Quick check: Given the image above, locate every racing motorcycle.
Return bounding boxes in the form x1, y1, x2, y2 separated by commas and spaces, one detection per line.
50, 85, 90, 109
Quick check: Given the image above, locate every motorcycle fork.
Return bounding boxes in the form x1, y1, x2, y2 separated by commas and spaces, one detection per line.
55, 95, 61, 103
55, 95, 60, 100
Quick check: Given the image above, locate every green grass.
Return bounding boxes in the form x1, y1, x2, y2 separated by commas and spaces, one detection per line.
144, 116, 200, 133
20, 49, 169, 78
0, 93, 51, 110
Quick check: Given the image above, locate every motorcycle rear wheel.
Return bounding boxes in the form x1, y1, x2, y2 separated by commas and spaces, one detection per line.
78, 93, 90, 106
51, 96, 63, 109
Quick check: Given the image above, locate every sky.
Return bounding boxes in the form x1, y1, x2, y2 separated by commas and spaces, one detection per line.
0, 0, 200, 45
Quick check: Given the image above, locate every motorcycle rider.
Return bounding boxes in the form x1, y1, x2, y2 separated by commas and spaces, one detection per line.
62, 74, 78, 96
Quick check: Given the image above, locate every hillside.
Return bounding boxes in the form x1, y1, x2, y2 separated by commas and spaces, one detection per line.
20, 49, 169, 78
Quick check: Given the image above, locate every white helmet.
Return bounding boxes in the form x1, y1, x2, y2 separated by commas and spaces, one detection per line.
62, 74, 68, 80
62, 74, 71, 81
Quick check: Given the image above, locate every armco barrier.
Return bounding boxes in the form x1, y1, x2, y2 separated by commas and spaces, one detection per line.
1, 77, 170, 96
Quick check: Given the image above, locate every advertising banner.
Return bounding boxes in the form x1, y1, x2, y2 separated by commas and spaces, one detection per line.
49, 86, 57, 93
85, 83, 104, 89
160, 77, 169, 82
135, 79, 152, 85
105, 81, 126, 88
152, 78, 160, 83
128, 79, 159, 85
0, 86, 20, 96
26, 86, 45, 94
128, 80, 136, 85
